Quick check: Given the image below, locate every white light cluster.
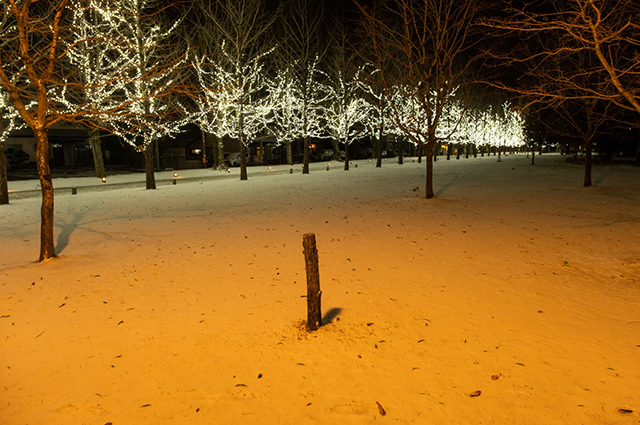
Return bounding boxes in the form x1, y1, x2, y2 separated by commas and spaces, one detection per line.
322, 67, 369, 148
192, 42, 273, 147
51, 0, 189, 151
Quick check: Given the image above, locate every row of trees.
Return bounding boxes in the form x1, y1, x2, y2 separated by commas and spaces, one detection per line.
483, 0, 640, 186
1, 0, 638, 262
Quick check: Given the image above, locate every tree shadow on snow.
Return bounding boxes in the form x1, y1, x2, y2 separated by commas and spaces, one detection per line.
55, 198, 99, 255
435, 174, 459, 197
593, 169, 615, 186
322, 307, 343, 325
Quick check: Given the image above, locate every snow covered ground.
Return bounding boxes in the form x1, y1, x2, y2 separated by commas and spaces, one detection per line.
1, 153, 639, 425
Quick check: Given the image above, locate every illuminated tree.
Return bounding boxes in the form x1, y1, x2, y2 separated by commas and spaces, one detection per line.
54, 0, 137, 179
0, 0, 81, 260
264, 64, 302, 165
434, 94, 467, 159
0, 90, 23, 205
466, 106, 496, 157
0, 0, 187, 260
95, 0, 188, 190
358, 67, 394, 167
280, 0, 329, 174
323, 66, 369, 170
357, 0, 488, 198
192, 0, 277, 180
496, 102, 526, 160
322, 11, 369, 170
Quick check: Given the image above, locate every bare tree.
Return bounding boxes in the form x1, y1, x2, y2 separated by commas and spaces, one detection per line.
357, 0, 488, 198
485, 0, 640, 163
514, 47, 614, 186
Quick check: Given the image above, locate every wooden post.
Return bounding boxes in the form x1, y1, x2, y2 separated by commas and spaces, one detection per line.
303, 233, 322, 331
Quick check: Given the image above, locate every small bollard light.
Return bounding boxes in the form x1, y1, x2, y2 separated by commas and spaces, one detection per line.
71, 187, 77, 195
368, 159, 371, 163
355, 163, 358, 168
173, 172, 178, 178
172, 179, 177, 185
102, 177, 106, 183
268, 166, 272, 171
290, 168, 293, 174
227, 168, 231, 173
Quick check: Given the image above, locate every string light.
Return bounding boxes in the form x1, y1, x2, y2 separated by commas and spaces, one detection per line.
323, 67, 370, 156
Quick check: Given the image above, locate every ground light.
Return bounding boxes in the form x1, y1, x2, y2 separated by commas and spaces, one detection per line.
102, 177, 106, 183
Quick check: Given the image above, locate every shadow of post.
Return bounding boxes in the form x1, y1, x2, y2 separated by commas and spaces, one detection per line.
322, 307, 343, 325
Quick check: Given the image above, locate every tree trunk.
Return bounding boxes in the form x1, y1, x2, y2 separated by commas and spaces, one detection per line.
425, 144, 434, 199
397, 139, 404, 165
201, 129, 207, 168
211, 133, 224, 168
0, 136, 8, 205
34, 128, 56, 261
635, 135, 640, 166
258, 141, 264, 166
531, 146, 535, 165
497, 149, 502, 162
303, 233, 322, 331
456, 144, 461, 160
344, 139, 350, 171
417, 145, 422, 163
446, 143, 451, 160
286, 141, 293, 165
240, 143, 248, 180
303, 135, 310, 174
331, 139, 340, 161
88, 129, 106, 179
584, 137, 593, 187
144, 143, 156, 189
